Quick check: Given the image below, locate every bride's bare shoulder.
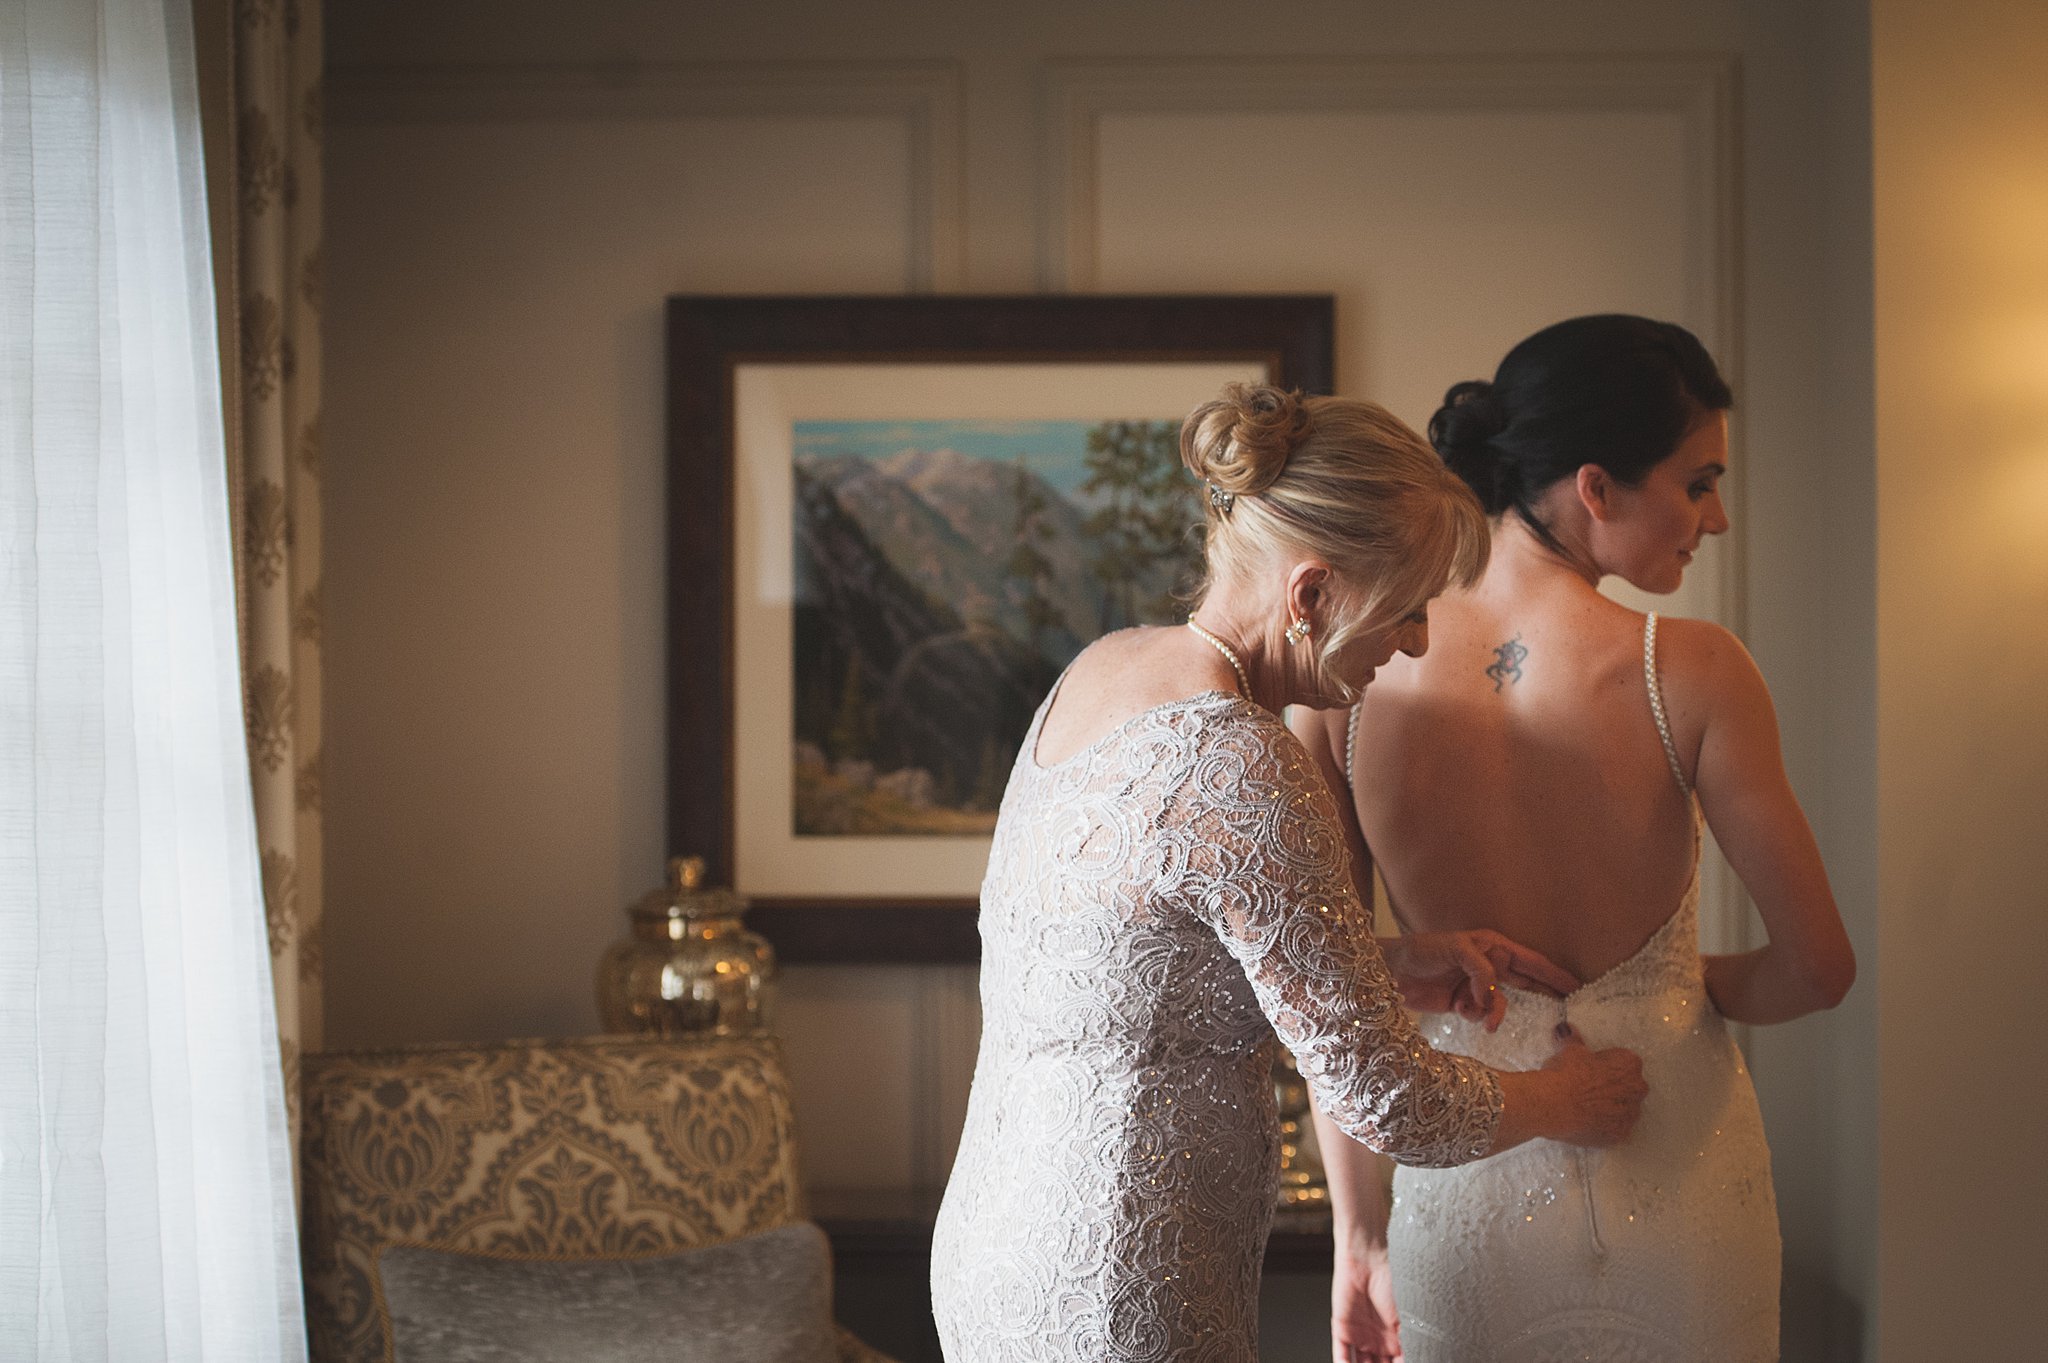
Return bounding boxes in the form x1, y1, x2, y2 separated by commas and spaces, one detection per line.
1652, 613, 1753, 674
1649, 614, 1774, 723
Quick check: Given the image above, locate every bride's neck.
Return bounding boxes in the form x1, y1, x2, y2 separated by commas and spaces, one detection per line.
1490, 510, 1601, 589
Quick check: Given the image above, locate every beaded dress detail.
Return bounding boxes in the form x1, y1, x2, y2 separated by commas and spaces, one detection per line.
1387, 612, 1782, 1362
932, 689, 1503, 1363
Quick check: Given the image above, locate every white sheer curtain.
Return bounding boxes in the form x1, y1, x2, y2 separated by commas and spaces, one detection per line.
0, 0, 307, 1358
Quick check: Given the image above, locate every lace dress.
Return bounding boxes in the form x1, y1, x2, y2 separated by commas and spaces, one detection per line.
931, 689, 1503, 1363
1386, 614, 1781, 1361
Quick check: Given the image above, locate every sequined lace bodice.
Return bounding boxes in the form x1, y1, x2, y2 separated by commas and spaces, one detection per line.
931, 689, 1503, 1363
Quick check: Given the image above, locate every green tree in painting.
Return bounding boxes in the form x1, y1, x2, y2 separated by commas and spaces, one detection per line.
826, 654, 876, 762
1081, 419, 1203, 629
1005, 457, 1064, 658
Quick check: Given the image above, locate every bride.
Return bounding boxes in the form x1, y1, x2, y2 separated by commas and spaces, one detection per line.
1291, 315, 1855, 1362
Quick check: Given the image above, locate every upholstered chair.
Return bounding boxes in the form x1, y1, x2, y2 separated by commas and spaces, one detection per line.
300, 1033, 893, 1363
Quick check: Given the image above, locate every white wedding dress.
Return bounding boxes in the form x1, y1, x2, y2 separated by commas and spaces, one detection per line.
1387, 613, 1781, 1362
931, 689, 1504, 1363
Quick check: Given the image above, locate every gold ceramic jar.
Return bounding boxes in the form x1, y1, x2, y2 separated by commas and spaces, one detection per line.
596, 856, 777, 1036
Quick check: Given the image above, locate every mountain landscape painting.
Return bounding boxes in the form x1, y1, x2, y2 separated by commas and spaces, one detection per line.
791, 417, 1204, 836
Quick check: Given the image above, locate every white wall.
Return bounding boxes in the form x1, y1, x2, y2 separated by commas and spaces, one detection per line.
324, 2, 1879, 1356
1873, 1, 2048, 1356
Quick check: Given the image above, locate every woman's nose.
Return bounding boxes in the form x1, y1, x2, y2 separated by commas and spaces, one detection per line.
1402, 621, 1430, 659
1705, 491, 1731, 535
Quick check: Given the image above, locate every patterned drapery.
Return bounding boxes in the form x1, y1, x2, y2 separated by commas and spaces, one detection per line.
230, 0, 324, 1131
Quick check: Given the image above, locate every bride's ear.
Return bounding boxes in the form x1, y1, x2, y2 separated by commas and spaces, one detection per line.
1575, 464, 1615, 522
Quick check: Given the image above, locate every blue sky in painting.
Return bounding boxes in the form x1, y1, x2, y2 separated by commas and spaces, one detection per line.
794, 419, 1110, 500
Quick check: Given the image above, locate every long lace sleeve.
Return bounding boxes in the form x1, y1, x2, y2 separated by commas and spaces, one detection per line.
1170, 707, 1503, 1168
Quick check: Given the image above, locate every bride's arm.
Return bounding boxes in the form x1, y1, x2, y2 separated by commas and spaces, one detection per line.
1312, 1101, 1403, 1363
1679, 621, 1857, 1023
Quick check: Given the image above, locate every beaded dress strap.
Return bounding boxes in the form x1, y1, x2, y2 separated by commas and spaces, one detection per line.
1643, 612, 1692, 797
1344, 702, 1361, 790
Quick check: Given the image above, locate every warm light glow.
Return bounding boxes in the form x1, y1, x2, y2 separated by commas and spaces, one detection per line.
1967, 314, 2048, 397
1984, 447, 2048, 585
1903, 150, 2048, 586
1918, 154, 2048, 404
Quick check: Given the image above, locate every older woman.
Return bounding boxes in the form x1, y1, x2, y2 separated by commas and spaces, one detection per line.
929, 384, 1648, 1363
1294, 317, 1857, 1363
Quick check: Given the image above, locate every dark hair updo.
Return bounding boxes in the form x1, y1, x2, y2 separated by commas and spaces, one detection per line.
1428, 314, 1732, 549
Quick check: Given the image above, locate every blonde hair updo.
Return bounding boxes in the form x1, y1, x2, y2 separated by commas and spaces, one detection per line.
1180, 383, 1490, 704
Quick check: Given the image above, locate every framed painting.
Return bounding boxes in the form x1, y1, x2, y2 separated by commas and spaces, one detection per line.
669, 295, 1334, 962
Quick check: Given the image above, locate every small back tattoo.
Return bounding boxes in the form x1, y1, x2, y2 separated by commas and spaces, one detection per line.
1485, 635, 1528, 691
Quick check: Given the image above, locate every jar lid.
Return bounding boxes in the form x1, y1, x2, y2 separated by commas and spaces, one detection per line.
631, 856, 749, 922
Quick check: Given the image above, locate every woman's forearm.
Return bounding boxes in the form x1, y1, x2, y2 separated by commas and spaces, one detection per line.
1703, 945, 1853, 1025
1313, 1101, 1392, 1253
1337, 1067, 1581, 1166
1487, 1068, 1561, 1156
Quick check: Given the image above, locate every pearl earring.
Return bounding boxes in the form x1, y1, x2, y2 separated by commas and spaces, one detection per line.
1285, 617, 1311, 646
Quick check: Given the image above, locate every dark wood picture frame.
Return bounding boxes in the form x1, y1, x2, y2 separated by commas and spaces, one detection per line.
668, 294, 1335, 964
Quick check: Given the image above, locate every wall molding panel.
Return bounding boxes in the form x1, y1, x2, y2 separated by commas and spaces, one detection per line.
330, 61, 967, 290
1042, 55, 1737, 322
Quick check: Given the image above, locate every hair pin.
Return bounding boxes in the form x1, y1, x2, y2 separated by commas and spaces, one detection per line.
1207, 482, 1235, 514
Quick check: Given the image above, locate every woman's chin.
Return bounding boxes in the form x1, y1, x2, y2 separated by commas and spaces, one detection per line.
1618, 564, 1687, 596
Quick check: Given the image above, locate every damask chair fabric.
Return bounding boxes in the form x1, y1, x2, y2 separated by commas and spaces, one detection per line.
300, 1034, 892, 1363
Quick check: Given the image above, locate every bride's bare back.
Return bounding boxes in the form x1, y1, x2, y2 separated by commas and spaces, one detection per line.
1346, 572, 1692, 984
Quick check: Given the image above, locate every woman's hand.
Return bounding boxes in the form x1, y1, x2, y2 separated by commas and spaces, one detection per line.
1380, 930, 1579, 1030
1486, 1026, 1648, 1154
1331, 1237, 1404, 1363
1536, 1025, 1648, 1147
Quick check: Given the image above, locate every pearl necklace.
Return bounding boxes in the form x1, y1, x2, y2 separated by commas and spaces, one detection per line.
1185, 619, 1253, 702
